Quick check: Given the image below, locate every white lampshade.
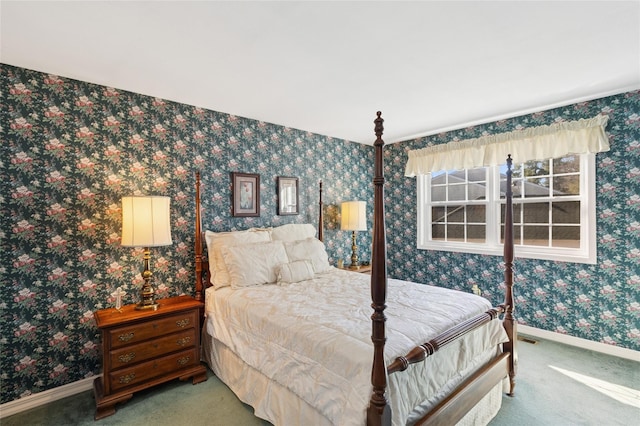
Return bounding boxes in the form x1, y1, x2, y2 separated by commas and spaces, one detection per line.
341, 201, 367, 231
121, 196, 173, 247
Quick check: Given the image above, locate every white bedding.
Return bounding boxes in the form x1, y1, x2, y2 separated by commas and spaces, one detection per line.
204, 268, 508, 425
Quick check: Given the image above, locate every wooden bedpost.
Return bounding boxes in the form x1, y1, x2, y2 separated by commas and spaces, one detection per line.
502, 155, 517, 396
318, 180, 324, 242
194, 171, 204, 301
367, 112, 392, 426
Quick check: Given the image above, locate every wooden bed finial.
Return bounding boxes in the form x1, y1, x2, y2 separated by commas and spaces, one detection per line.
367, 111, 391, 426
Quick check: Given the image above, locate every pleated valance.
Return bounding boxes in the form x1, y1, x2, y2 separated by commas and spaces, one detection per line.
405, 114, 610, 176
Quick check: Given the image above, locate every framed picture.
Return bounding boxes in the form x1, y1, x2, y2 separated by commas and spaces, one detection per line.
231, 172, 260, 217
277, 176, 299, 215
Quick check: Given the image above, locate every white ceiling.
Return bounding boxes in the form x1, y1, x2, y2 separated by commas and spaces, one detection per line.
2, 1, 639, 145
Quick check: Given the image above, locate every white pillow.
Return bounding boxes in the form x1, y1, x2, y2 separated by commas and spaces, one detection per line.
221, 240, 288, 288
277, 260, 315, 284
204, 229, 271, 289
271, 223, 316, 242
284, 237, 331, 274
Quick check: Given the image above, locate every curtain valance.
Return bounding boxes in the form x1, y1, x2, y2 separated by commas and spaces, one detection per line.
404, 115, 610, 176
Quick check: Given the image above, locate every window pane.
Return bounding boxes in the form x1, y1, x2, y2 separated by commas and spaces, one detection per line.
448, 224, 464, 241
552, 201, 580, 224
552, 226, 580, 247
467, 225, 486, 242
467, 205, 486, 223
448, 205, 465, 222
523, 202, 549, 224
468, 182, 486, 200
523, 225, 549, 246
524, 177, 550, 197
553, 155, 579, 173
448, 184, 466, 201
432, 206, 446, 223
431, 185, 446, 202
467, 168, 486, 182
445, 170, 465, 183
432, 224, 445, 240
554, 175, 580, 196
523, 159, 550, 177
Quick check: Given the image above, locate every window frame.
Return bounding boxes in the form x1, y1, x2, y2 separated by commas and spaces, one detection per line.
416, 153, 597, 264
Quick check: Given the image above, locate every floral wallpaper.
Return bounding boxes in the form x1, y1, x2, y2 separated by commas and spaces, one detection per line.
1, 63, 638, 406
384, 91, 640, 352
0, 64, 374, 404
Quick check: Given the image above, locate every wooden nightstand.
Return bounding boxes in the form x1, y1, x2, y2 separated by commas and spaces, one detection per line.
93, 295, 207, 420
338, 264, 372, 274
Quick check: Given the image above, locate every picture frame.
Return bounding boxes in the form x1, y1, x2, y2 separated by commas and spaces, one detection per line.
231, 172, 260, 217
277, 176, 299, 215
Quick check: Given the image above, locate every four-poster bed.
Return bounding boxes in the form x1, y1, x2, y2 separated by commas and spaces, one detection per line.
193, 112, 517, 425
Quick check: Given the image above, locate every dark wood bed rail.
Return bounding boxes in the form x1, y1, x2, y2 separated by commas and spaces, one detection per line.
387, 306, 506, 374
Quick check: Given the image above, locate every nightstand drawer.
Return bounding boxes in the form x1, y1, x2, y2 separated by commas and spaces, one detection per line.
108, 347, 199, 392
109, 328, 196, 368
109, 310, 197, 349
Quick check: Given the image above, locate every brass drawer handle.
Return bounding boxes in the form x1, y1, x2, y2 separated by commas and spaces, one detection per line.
118, 352, 136, 363
176, 318, 190, 328
176, 337, 191, 347
118, 332, 134, 342
119, 373, 135, 384
177, 356, 190, 366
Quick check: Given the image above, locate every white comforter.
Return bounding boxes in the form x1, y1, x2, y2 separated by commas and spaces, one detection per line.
205, 268, 508, 425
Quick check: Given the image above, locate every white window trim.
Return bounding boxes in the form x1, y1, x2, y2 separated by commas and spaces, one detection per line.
417, 154, 597, 264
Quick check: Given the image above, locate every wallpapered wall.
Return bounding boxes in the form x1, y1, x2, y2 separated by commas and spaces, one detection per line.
1, 63, 638, 405
0, 64, 374, 404
384, 91, 640, 352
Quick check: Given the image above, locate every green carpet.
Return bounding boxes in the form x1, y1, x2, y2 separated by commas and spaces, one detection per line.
3, 336, 638, 425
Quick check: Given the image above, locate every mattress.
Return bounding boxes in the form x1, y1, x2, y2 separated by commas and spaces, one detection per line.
204, 268, 508, 425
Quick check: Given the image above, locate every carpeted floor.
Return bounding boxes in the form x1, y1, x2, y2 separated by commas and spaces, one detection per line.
2, 335, 638, 425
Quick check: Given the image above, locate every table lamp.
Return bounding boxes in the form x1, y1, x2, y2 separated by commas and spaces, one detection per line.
121, 196, 172, 310
341, 200, 367, 269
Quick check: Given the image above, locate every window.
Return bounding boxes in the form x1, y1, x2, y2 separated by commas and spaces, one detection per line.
417, 153, 596, 264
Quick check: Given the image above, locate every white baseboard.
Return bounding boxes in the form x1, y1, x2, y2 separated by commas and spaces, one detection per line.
0, 375, 98, 419
519, 325, 640, 362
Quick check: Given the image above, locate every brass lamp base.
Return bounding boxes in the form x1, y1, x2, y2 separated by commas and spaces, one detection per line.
135, 247, 159, 311
349, 230, 360, 270
136, 279, 159, 311
136, 302, 159, 311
